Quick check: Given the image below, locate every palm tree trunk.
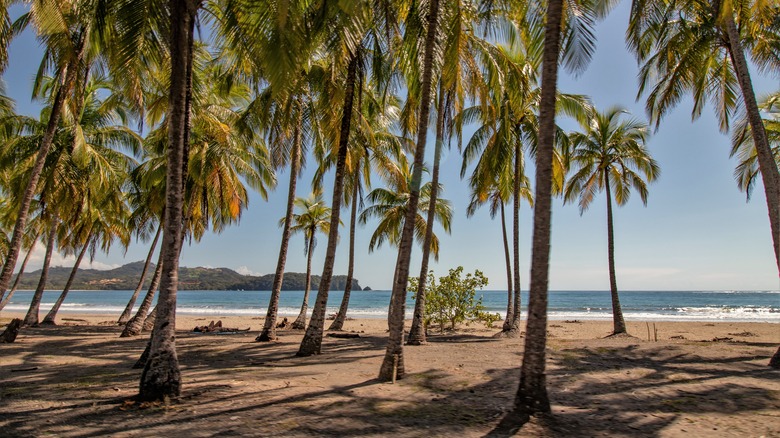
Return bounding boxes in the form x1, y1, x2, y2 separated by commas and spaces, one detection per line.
511, 0, 562, 418
408, 90, 446, 345
379, 0, 440, 381
0, 38, 85, 298
297, 51, 360, 357
23, 226, 57, 327
121, 251, 163, 338
329, 169, 359, 331
42, 233, 92, 325
0, 233, 39, 312
118, 222, 162, 325
143, 305, 157, 332
604, 174, 627, 335
721, 13, 780, 273
500, 201, 514, 332
138, 0, 200, 401
257, 107, 303, 342
292, 232, 315, 330
508, 141, 523, 335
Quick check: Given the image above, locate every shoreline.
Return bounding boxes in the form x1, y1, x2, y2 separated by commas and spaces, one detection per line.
2, 311, 779, 342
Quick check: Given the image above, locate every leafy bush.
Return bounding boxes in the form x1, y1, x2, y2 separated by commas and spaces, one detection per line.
410, 266, 499, 333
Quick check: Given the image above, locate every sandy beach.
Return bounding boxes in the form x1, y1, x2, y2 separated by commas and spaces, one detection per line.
1, 311, 778, 437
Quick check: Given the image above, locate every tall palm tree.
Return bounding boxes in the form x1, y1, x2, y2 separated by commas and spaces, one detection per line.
0, 0, 104, 298
628, 0, 780, 273
138, 0, 202, 402
254, 93, 307, 341
730, 91, 780, 368
328, 84, 402, 331
502, 0, 616, 423
379, 0, 442, 382
466, 170, 529, 333
460, 38, 585, 336
563, 107, 659, 335
297, 0, 395, 356
287, 192, 333, 330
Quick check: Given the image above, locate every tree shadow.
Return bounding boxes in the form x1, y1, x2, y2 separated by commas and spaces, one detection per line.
2, 326, 778, 437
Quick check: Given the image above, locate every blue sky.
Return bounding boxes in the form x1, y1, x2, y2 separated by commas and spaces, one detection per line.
5, 2, 779, 291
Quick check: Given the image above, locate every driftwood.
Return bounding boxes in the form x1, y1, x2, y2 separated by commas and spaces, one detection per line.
193, 320, 249, 334
1, 318, 22, 343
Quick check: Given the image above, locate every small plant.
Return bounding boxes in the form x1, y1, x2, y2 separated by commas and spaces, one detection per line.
410, 267, 498, 334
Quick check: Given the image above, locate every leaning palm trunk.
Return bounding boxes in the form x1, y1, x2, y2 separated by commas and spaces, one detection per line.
0, 233, 39, 312
604, 175, 627, 335
720, 2, 780, 274
500, 201, 514, 332
379, 0, 440, 381
23, 226, 57, 326
118, 222, 162, 324
42, 233, 92, 325
297, 52, 359, 356
143, 306, 157, 332
0, 39, 85, 298
291, 233, 315, 330
408, 91, 446, 345
510, 0, 562, 417
138, 0, 197, 401
122, 248, 164, 337
257, 112, 303, 342
329, 173, 359, 331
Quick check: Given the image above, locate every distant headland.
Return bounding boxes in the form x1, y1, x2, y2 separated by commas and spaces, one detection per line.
17, 261, 363, 291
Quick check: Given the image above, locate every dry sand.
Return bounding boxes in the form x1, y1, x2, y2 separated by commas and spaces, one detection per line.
1, 311, 779, 437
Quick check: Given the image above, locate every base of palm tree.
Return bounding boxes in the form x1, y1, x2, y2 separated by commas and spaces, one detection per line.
254, 330, 276, 342
493, 327, 523, 339
604, 331, 635, 339
405, 339, 427, 346
770, 347, 780, 369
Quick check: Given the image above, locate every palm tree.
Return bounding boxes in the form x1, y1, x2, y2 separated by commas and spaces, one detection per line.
379, 0, 441, 382
501, 0, 615, 424
563, 107, 659, 335
297, 0, 393, 356
137, 0, 201, 402
288, 192, 333, 330
466, 170, 529, 333
0, 0, 104, 299
730, 91, 780, 368
328, 84, 401, 331
628, 0, 780, 273
359, 153, 453, 256
460, 38, 585, 336
254, 93, 307, 341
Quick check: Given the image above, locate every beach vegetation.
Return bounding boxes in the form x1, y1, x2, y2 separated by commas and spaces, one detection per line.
409, 267, 496, 334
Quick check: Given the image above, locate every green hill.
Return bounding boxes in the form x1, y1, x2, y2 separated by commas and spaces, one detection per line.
17, 262, 362, 291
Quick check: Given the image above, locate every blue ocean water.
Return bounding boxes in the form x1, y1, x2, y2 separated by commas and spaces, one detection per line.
3, 289, 779, 322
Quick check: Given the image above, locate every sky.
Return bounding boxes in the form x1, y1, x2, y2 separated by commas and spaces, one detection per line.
3, 2, 779, 291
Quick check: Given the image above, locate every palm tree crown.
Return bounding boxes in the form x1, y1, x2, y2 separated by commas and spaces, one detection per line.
564, 107, 659, 212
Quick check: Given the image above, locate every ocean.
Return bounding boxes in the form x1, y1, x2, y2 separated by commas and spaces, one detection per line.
2, 289, 779, 322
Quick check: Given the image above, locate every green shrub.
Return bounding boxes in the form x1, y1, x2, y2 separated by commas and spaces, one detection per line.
410, 266, 499, 334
